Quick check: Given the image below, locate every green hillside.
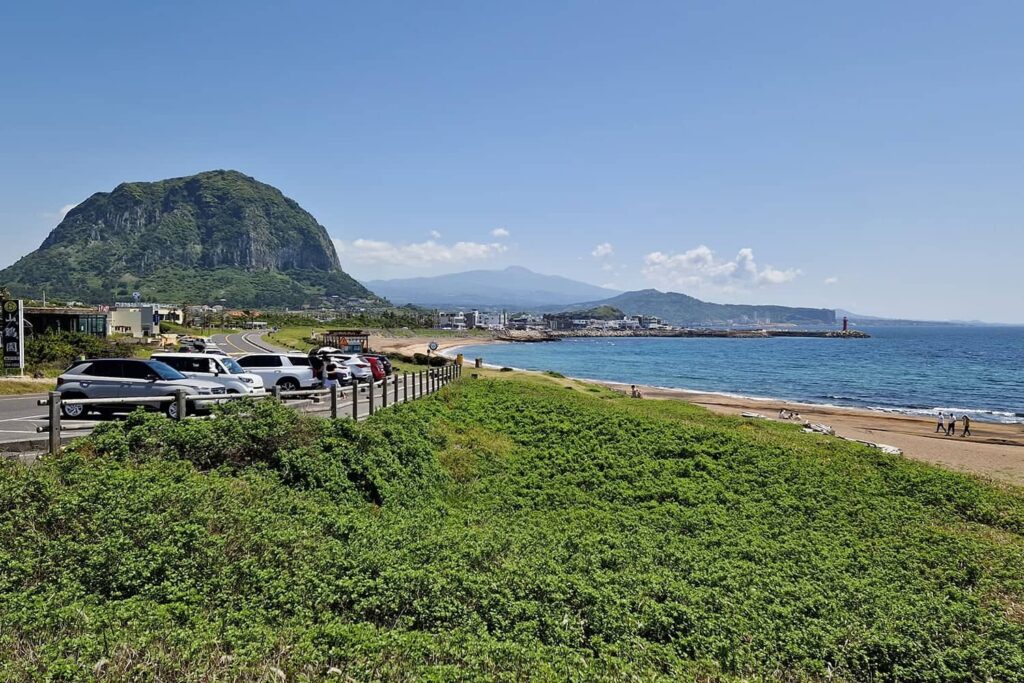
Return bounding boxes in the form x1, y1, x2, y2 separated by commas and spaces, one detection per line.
565, 289, 836, 326
1, 376, 1022, 680
0, 170, 373, 307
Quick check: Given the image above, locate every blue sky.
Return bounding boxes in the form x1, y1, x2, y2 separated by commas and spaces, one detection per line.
1, 1, 1022, 322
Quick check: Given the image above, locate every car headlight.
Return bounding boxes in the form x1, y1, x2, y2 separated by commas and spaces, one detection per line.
240, 377, 254, 384
212, 388, 226, 395
197, 388, 212, 395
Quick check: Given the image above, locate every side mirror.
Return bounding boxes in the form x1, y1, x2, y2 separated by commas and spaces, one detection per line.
146, 374, 159, 382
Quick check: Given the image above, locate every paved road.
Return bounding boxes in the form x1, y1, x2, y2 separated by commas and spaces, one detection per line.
0, 393, 52, 441
211, 330, 285, 356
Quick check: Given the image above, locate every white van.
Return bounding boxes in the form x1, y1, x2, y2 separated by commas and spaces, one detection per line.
152, 353, 266, 395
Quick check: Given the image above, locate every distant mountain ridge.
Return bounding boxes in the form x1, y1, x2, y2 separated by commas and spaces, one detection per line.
0, 170, 372, 306
363, 266, 621, 308
561, 289, 836, 326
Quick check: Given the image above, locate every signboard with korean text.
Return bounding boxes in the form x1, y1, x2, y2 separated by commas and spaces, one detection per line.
1, 299, 25, 371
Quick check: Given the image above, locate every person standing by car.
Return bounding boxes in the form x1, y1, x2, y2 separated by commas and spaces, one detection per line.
325, 362, 344, 398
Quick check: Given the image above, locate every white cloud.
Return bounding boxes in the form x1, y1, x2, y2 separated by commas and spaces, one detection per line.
42, 204, 78, 221
591, 242, 614, 258
428, 230, 442, 239
641, 245, 800, 291
824, 276, 839, 285
491, 227, 510, 238
335, 237, 507, 267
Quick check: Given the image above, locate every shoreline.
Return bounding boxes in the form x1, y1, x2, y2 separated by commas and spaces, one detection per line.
372, 333, 1024, 485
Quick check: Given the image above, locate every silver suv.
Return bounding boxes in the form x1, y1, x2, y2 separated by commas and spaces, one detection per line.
57, 358, 226, 419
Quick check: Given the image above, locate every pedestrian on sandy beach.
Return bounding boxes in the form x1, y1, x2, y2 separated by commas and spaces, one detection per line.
935, 412, 945, 433
961, 415, 972, 438
946, 413, 957, 437
630, 385, 643, 399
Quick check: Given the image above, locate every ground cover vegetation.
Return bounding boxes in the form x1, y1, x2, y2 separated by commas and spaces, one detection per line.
1, 377, 1023, 680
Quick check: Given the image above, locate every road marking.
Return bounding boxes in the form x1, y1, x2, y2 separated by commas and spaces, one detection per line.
0, 415, 48, 423
0, 394, 48, 402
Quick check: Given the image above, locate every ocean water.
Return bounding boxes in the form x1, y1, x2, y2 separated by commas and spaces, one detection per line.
453, 326, 1024, 424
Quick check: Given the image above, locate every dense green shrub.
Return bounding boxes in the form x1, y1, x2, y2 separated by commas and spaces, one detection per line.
411, 352, 448, 366
24, 331, 134, 374
1, 380, 1023, 680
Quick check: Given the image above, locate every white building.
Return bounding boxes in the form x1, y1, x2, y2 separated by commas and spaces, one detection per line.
109, 305, 160, 338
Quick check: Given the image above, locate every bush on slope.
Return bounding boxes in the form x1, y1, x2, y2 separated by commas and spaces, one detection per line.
0, 381, 1022, 681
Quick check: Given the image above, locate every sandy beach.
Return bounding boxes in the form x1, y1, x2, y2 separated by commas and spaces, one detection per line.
370, 333, 1024, 486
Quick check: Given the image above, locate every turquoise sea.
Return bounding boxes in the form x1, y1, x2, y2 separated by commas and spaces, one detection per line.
453, 325, 1024, 424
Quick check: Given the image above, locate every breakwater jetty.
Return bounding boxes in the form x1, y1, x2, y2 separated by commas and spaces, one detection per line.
495, 328, 869, 342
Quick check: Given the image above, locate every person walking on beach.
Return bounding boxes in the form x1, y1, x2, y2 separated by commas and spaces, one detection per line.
961, 415, 972, 438
946, 413, 957, 437
935, 412, 945, 433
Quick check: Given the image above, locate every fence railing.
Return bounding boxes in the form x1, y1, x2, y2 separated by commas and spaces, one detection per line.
35, 364, 463, 454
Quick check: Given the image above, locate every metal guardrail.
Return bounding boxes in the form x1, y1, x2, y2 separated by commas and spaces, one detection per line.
34, 364, 463, 454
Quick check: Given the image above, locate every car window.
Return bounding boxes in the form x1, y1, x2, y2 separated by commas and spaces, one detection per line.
155, 356, 184, 371
80, 360, 122, 377
238, 355, 282, 368
221, 357, 245, 374
288, 356, 311, 366
121, 361, 155, 380
146, 361, 187, 380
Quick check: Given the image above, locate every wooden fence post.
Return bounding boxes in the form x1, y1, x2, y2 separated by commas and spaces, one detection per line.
403, 372, 409, 402
48, 391, 61, 455
175, 389, 188, 421
330, 383, 338, 419
352, 384, 359, 420
368, 378, 375, 415
394, 373, 399, 403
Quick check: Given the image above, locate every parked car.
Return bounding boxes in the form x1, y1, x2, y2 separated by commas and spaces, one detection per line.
235, 353, 320, 392
364, 356, 386, 381
151, 352, 266, 394
56, 358, 226, 419
362, 353, 394, 375
329, 354, 373, 383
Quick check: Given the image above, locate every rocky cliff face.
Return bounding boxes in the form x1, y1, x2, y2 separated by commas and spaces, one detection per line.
1, 170, 372, 306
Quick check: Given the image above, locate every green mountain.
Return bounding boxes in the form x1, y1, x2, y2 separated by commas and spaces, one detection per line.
0, 170, 373, 307
563, 289, 835, 326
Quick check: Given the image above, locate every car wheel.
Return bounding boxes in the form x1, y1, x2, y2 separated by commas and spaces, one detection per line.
277, 378, 300, 393
164, 400, 187, 420
60, 394, 87, 420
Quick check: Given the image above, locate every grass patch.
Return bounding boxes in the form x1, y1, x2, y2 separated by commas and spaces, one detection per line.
0, 378, 54, 395
1, 378, 1023, 680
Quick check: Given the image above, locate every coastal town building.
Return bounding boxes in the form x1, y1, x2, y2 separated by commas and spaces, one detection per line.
23, 306, 109, 338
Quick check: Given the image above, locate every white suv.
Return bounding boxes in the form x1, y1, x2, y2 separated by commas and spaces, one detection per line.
152, 353, 265, 394
235, 353, 320, 392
